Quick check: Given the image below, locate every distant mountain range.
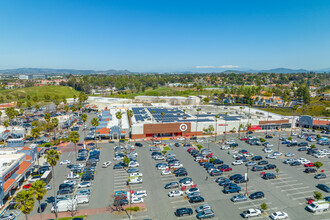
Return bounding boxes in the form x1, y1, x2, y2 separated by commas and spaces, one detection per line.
0, 68, 131, 75
0, 67, 329, 75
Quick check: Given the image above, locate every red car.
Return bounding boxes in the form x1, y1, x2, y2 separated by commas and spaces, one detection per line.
240, 137, 248, 141
304, 163, 314, 167
187, 148, 194, 153
239, 150, 248, 154
206, 153, 214, 158
23, 184, 32, 189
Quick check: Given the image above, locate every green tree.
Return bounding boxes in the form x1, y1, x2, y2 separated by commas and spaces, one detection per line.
91, 117, 99, 147
3, 119, 9, 130
35, 104, 40, 111
116, 111, 123, 144
310, 145, 316, 149
275, 168, 279, 178
288, 137, 292, 141
313, 191, 323, 200
127, 110, 134, 143
209, 158, 215, 163
51, 118, 59, 144
69, 131, 80, 164
81, 113, 88, 145
30, 180, 47, 220
15, 190, 35, 220
313, 161, 323, 170
259, 138, 266, 143
196, 144, 204, 151
123, 156, 130, 165
44, 149, 60, 219
260, 202, 268, 211
31, 127, 40, 140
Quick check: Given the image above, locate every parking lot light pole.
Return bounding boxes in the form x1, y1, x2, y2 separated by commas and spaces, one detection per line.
245, 167, 248, 196
277, 134, 281, 152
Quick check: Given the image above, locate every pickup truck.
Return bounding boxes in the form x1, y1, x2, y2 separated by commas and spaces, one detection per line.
241, 209, 262, 218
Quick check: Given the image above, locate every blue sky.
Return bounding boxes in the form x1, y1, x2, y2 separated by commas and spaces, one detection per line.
0, 0, 329, 72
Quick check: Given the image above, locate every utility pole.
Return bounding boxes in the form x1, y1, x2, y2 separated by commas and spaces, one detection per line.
245, 167, 248, 196
266, 107, 270, 135
277, 133, 281, 152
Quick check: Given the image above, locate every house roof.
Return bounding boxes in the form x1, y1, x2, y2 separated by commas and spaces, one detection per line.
22, 147, 31, 150
96, 127, 110, 135
121, 131, 126, 134
37, 148, 42, 152
313, 120, 330, 125
25, 155, 32, 161
3, 178, 15, 192
16, 161, 32, 175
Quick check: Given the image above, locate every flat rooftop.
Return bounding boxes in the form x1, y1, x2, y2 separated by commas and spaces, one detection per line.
0, 152, 25, 174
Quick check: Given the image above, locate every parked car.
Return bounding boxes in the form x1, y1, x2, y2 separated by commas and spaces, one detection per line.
196, 209, 215, 219
305, 168, 317, 173
262, 173, 276, 180
175, 208, 193, 217
165, 182, 179, 189
269, 211, 289, 219
316, 184, 330, 193
189, 196, 204, 203
249, 191, 264, 199
231, 194, 248, 202
314, 173, 327, 179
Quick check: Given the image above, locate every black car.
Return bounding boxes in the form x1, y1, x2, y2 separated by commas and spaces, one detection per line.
76, 157, 86, 161
316, 184, 330, 193
247, 131, 253, 134
57, 189, 73, 195
265, 135, 273, 139
290, 161, 302, 166
174, 143, 181, 147
298, 142, 308, 146
314, 173, 327, 179
249, 191, 264, 199
179, 177, 192, 183
173, 168, 186, 174
210, 170, 222, 176
258, 160, 268, 165
305, 168, 317, 173
190, 137, 197, 140
59, 183, 74, 190
264, 164, 276, 170
175, 208, 193, 217
252, 166, 264, 172
37, 203, 47, 213
175, 171, 188, 177
212, 159, 224, 164
307, 149, 318, 155
262, 173, 276, 180
234, 176, 248, 183
81, 174, 94, 181
287, 142, 298, 147
135, 143, 143, 147
189, 196, 204, 203
251, 156, 262, 161
165, 182, 179, 189
298, 147, 308, 151
229, 174, 243, 180
113, 199, 129, 206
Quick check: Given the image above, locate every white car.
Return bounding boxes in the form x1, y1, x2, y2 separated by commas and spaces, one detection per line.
128, 161, 140, 167
168, 190, 184, 197
63, 180, 76, 185
267, 154, 277, 159
102, 161, 111, 168
67, 173, 80, 179
60, 160, 71, 165
196, 139, 204, 143
153, 140, 161, 144
264, 148, 273, 153
45, 185, 52, 190
285, 153, 295, 157
265, 143, 274, 147
129, 177, 143, 184
158, 165, 169, 170
78, 182, 91, 188
154, 155, 165, 160
297, 158, 310, 164
232, 154, 243, 159
171, 164, 183, 169
226, 140, 236, 145
232, 160, 243, 165
245, 152, 254, 157
181, 180, 194, 187
177, 137, 185, 141
131, 197, 144, 204
228, 150, 238, 155
269, 211, 289, 219
129, 173, 143, 178
185, 188, 200, 195
221, 145, 230, 150
166, 153, 176, 158
161, 170, 171, 175
132, 190, 147, 198
273, 152, 282, 156
314, 153, 326, 158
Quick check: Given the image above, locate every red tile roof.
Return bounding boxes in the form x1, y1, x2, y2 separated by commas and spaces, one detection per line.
121, 131, 126, 134
25, 155, 32, 161
3, 178, 15, 192
21, 147, 31, 150
37, 148, 42, 152
313, 120, 329, 125
16, 161, 32, 175
96, 128, 110, 135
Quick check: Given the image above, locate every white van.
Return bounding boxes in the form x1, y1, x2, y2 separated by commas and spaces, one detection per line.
51, 199, 77, 212
76, 195, 89, 204
307, 200, 329, 213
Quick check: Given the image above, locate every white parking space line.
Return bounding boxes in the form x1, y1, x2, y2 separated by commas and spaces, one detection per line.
287, 190, 315, 196
292, 195, 311, 200
281, 186, 309, 192
276, 183, 302, 188
170, 200, 187, 204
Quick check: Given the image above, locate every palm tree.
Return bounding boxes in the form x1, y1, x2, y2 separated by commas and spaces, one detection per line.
15, 190, 35, 220
127, 110, 134, 143
161, 112, 166, 143
44, 113, 51, 132
31, 127, 40, 140
69, 131, 80, 166
238, 106, 243, 138
214, 114, 219, 142
91, 117, 99, 147
151, 110, 155, 140
224, 112, 228, 141
3, 119, 9, 130
81, 113, 88, 147
51, 118, 59, 145
195, 108, 201, 139
116, 111, 123, 146
44, 149, 60, 219
30, 180, 47, 220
